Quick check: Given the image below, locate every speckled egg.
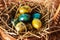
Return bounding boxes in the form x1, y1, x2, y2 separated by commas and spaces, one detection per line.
19, 5, 31, 14
32, 12, 41, 19
19, 14, 30, 22
32, 19, 42, 30
15, 22, 26, 32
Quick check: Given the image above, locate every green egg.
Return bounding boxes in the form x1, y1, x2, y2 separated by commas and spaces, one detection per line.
18, 14, 30, 22
11, 19, 19, 26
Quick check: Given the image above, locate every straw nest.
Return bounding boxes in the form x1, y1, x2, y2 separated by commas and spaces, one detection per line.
0, 0, 60, 40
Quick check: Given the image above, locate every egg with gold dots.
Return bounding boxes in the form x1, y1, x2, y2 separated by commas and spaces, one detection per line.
19, 5, 31, 14
15, 22, 27, 32
32, 19, 42, 30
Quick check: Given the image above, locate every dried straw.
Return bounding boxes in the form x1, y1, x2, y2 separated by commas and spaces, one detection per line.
0, 0, 60, 40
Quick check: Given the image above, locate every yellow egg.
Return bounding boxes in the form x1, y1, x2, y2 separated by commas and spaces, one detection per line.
32, 19, 42, 30
15, 22, 26, 32
15, 13, 21, 19
19, 5, 31, 14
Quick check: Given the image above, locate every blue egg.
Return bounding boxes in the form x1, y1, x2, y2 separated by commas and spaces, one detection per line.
32, 12, 41, 19
19, 14, 30, 22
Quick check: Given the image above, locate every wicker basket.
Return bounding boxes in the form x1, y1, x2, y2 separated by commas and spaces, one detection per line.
0, 0, 60, 40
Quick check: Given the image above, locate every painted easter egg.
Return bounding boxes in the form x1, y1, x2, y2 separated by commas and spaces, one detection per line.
32, 19, 42, 30
19, 5, 31, 14
32, 12, 41, 19
11, 19, 19, 26
15, 22, 26, 32
19, 14, 30, 22
15, 13, 21, 19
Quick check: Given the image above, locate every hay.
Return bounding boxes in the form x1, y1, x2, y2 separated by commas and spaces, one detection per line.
0, 0, 60, 40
